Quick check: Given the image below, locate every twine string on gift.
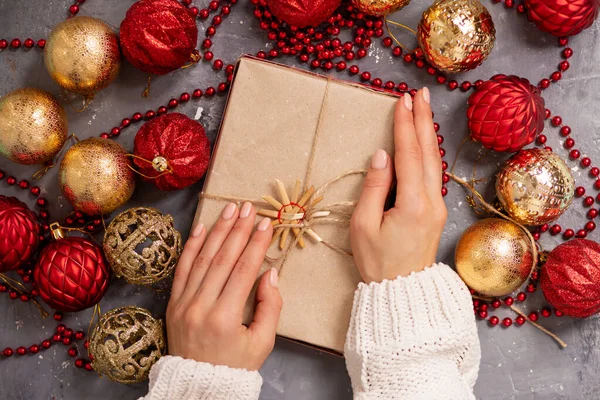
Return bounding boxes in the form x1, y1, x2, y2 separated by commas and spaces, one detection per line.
200, 79, 368, 273
447, 172, 567, 348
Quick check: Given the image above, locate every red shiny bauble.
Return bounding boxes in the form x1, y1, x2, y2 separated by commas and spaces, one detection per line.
525, 0, 599, 37
120, 0, 198, 75
34, 230, 110, 313
540, 239, 600, 318
468, 74, 545, 152
266, 0, 341, 27
0, 196, 40, 273
133, 113, 211, 191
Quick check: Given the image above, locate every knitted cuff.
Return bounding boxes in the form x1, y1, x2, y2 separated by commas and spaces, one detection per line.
345, 263, 476, 350
145, 356, 262, 400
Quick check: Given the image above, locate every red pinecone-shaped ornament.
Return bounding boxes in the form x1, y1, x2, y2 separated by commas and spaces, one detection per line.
540, 239, 600, 318
34, 224, 110, 312
468, 74, 545, 153
133, 113, 211, 191
0, 196, 40, 273
525, 0, 599, 37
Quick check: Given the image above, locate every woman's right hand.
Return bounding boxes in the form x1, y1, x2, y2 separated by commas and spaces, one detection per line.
350, 88, 447, 284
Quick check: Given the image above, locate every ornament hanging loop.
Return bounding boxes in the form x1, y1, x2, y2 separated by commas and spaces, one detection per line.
142, 76, 152, 98
127, 154, 174, 179
0, 273, 49, 318
32, 134, 79, 181
384, 19, 417, 51
180, 49, 201, 69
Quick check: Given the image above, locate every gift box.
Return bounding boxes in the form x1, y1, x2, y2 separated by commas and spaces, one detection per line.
193, 56, 399, 354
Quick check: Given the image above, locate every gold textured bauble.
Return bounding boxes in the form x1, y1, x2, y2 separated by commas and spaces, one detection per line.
352, 0, 411, 15
496, 149, 575, 226
417, 0, 496, 73
58, 138, 135, 215
455, 218, 534, 297
44, 16, 120, 96
103, 207, 182, 285
0, 88, 68, 165
89, 306, 166, 384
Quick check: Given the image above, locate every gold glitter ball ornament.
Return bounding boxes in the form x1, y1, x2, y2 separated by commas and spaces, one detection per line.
103, 207, 182, 285
44, 16, 121, 96
58, 138, 135, 215
0, 88, 68, 165
89, 306, 166, 384
455, 218, 535, 297
496, 149, 575, 226
351, 0, 411, 16
417, 0, 496, 73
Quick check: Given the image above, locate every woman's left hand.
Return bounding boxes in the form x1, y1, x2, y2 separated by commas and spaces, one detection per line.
166, 202, 282, 371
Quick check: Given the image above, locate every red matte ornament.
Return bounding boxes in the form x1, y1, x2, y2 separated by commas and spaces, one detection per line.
0, 196, 40, 273
133, 113, 211, 191
33, 225, 110, 313
540, 239, 600, 318
525, 0, 599, 37
266, 0, 341, 28
120, 0, 199, 75
467, 74, 545, 152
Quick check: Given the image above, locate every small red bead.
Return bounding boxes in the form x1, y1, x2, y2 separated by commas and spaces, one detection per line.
218, 82, 228, 92
577, 229, 587, 238
16, 347, 26, 356
37, 39, 46, 48
111, 127, 121, 136
403, 54, 413, 63
527, 283, 536, 293
515, 316, 526, 325
584, 196, 595, 207
539, 79, 550, 89
560, 126, 571, 136
42, 340, 51, 349
541, 308, 552, 317
62, 337, 72, 346
563, 229, 575, 239
74, 331, 85, 340
84, 340, 89, 349
0, 39, 7, 49
570, 150, 580, 159
157, 106, 167, 115
192, 89, 203, 99
20, 294, 29, 302
582, 157, 592, 167
441, 187, 448, 196
121, 118, 131, 127
551, 71, 562, 81
24, 38, 34, 48
489, 316, 499, 326
550, 224, 562, 235
213, 59, 224, 70
206, 26, 216, 36
9, 291, 18, 300
360, 72, 371, 81
555, 309, 564, 317
528, 312, 539, 322
591, 167, 600, 177
536, 135, 547, 145
448, 80, 459, 90
588, 209, 599, 219
563, 48, 573, 58
53, 334, 62, 342
29, 345, 39, 354
204, 51, 214, 61
558, 37, 569, 46
68, 347, 78, 357
479, 303, 488, 312
205, 87, 216, 96
505, 0, 514, 7
559, 61, 570, 71
564, 138, 575, 149
502, 317, 512, 327
85, 363, 94, 371
551, 116, 562, 126
586, 221, 597, 231
190, 6, 199, 16
478, 310, 488, 319
132, 112, 143, 122
532, 232, 541, 241
69, 4, 79, 14
168, 99, 179, 108
460, 81, 472, 91
56, 324, 66, 333
145, 110, 156, 119
0, 284, 6, 292
19, 180, 29, 189
504, 297, 514, 306
516, 292, 526, 302
3, 348, 14, 357
545, 109, 552, 119
575, 186, 586, 197
64, 328, 73, 338
7, 176, 16, 185
11, 38, 21, 48
75, 359, 85, 368
491, 299, 501, 308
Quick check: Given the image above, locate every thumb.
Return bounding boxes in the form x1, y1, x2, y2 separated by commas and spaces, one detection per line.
249, 268, 282, 347
352, 149, 394, 232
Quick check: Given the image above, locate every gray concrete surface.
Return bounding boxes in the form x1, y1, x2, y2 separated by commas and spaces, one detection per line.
1, 0, 599, 399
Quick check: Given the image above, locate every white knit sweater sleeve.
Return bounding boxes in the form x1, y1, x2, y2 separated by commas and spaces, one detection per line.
139, 356, 262, 400
344, 263, 481, 400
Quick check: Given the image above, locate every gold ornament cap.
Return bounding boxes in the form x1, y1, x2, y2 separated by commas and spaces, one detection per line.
151, 156, 169, 172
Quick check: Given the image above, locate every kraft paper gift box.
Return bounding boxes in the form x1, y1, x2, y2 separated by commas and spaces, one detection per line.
193, 55, 399, 353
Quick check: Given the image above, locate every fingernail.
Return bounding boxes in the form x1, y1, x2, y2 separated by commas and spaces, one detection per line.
269, 267, 279, 287
422, 87, 430, 104
257, 217, 271, 231
240, 202, 252, 219
403, 93, 413, 111
191, 223, 204, 237
221, 202, 237, 220
371, 149, 388, 170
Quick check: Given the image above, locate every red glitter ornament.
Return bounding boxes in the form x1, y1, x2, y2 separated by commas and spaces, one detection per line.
120, 0, 199, 75
525, 0, 599, 37
33, 225, 110, 312
540, 239, 600, 318
467, 74, 545, 152
133, 113, 211, 191
266, 0, 341, 28
0, 196, 40, 273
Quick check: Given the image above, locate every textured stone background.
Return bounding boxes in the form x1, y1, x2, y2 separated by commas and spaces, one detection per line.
1, 0, 600, 399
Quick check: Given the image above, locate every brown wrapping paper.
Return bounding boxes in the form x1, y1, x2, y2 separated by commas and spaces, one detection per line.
193, 56, 399, 353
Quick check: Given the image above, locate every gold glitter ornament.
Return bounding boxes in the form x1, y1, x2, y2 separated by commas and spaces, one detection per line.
0, 88, 68, 165
352, 0, 411, 15
417, 0, 496, 73
103, 207, 182, 285
44, 16, 121, 96
89, 306, 166, 384
455, 218, 535, 297
58, 138, 135, 215
496, 148, 575, 226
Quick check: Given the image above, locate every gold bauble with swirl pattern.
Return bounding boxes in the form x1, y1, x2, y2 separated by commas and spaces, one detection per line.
44, 16, 120, 96
496, 149, 575, 226
455, 218, 534, 297
417, 0, 496, 73
58, 138, 135, 215
0, 88, 68, 165
89, 306, 166, 384
352, 0, 411, 15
